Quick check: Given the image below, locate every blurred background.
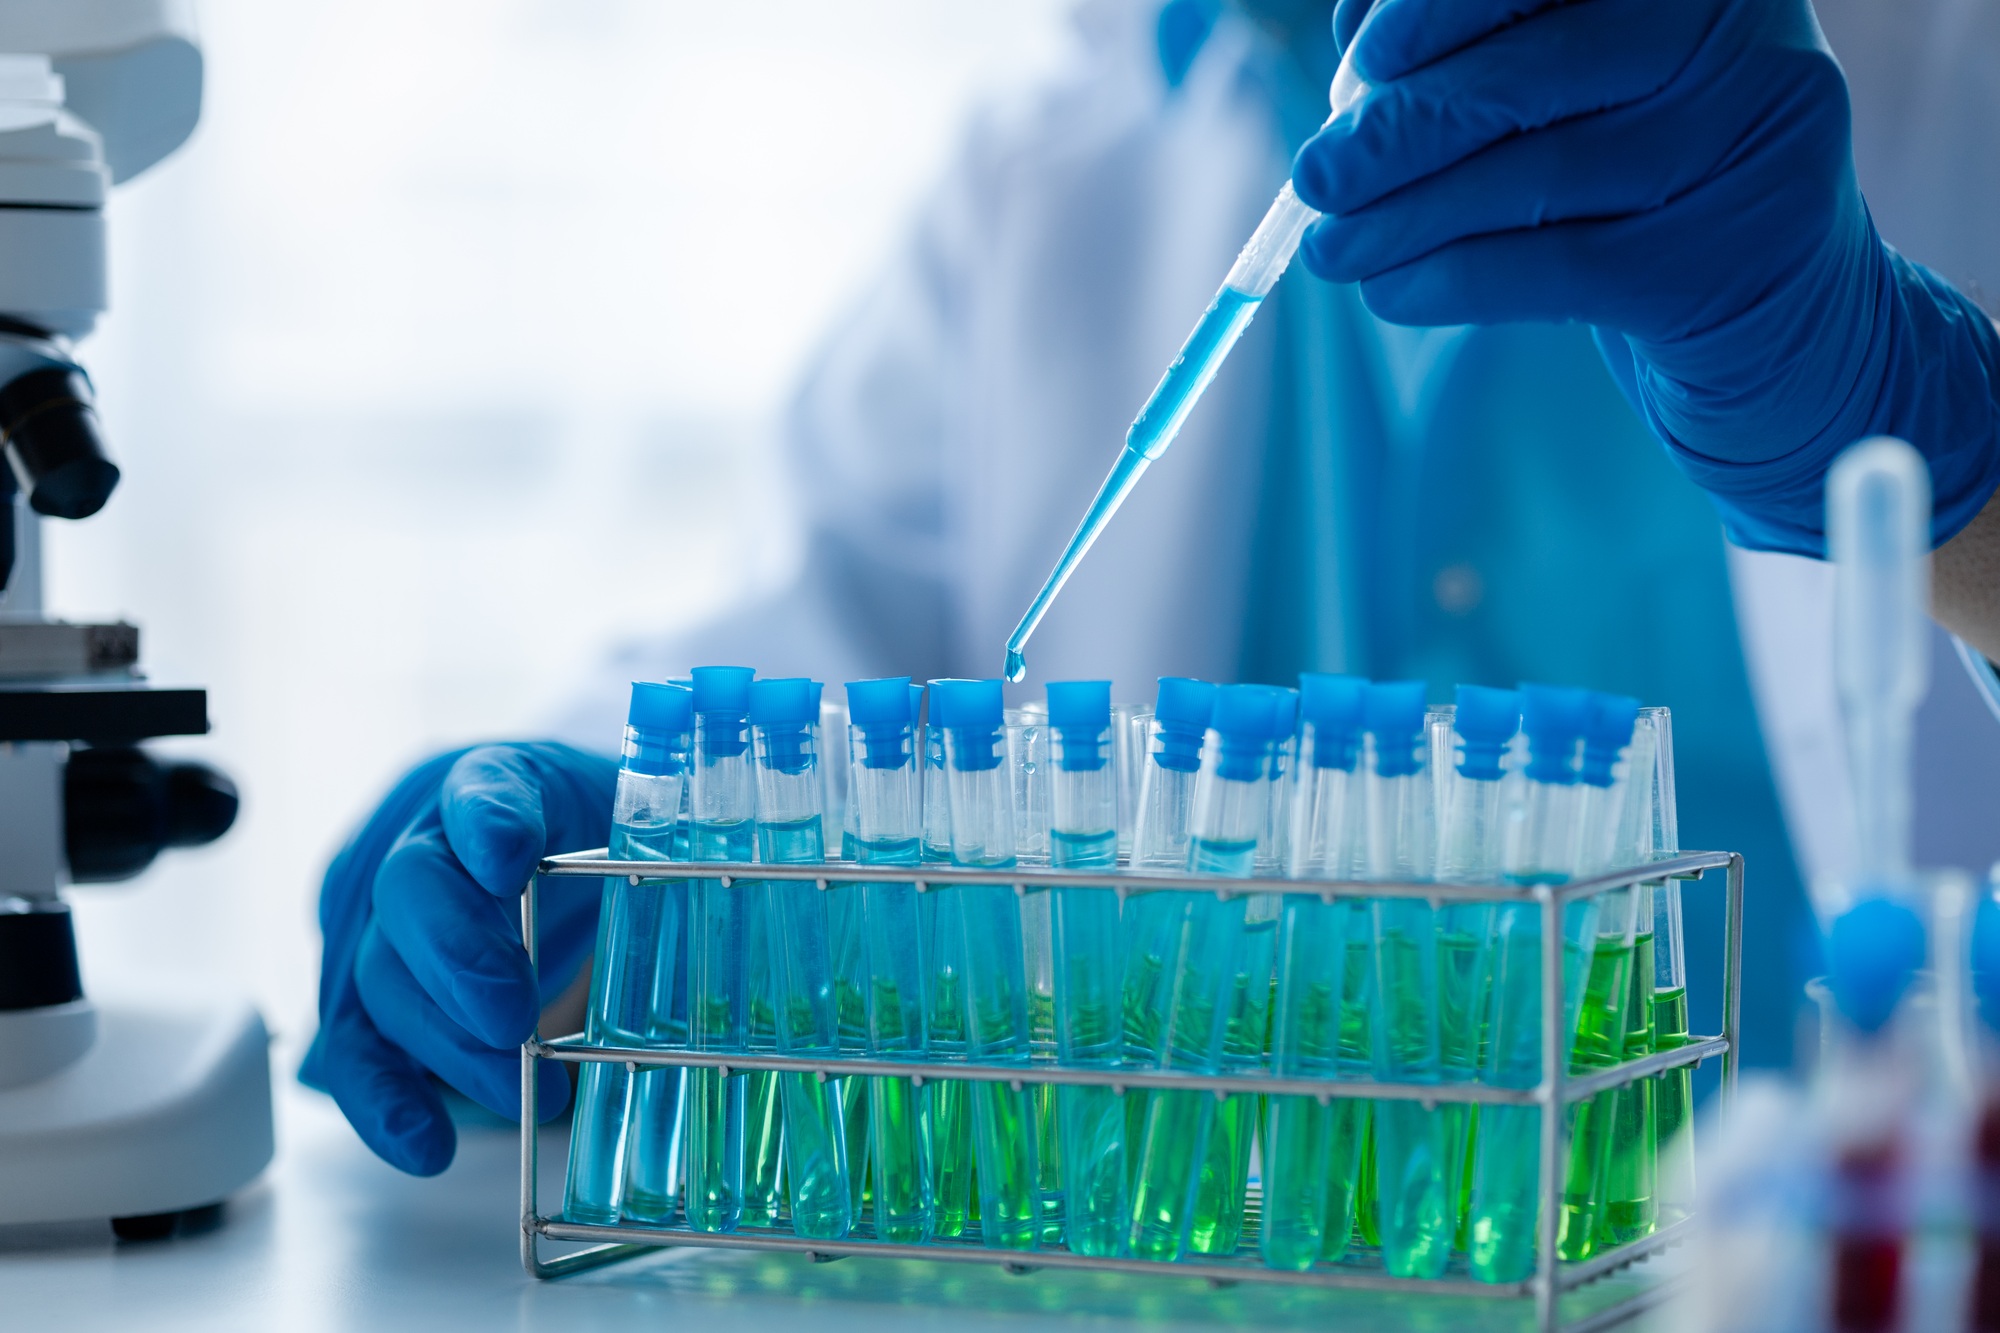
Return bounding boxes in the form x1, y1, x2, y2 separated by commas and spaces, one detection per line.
51, 0, 1074, 1061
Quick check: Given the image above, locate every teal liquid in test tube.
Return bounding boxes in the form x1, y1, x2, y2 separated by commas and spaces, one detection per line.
844, 677, 935, 1242
683, 666, 758, 1234
750, 678, 853, 1240
1127, 685, 1292, 1262
1000, 59, 1372, 684
1467, 684, 1595, 1282
1431, 687, 1523, 1264
1359, 682, 1457, 1280
1191, 687, 1293, 1258
1262, 674, 1368, 1271
917, 685, 978, 1238
934, 678, 1045, 1250
1043, 680, 1127, 1256
564, 681, 694, 1226
1119, 678, 1215, 1228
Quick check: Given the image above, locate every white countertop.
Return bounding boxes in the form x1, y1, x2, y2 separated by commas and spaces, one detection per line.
1, 1079, 1675, 1332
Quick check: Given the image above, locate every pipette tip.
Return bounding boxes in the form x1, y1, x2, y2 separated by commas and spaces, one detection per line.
1003, 648, 1027, 684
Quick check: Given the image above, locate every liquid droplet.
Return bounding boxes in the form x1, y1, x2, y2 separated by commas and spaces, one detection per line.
1003, 648, 1027, 683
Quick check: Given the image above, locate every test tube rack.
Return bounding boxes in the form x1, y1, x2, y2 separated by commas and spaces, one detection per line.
520, 849, 1742, 1333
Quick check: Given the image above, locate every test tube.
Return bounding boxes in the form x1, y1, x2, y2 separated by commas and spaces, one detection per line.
1042, 680, 1127, 1256
564, 681, 693, 1226
683, 665, 758, 1234
1598, 708, 1670, 1248
935, 677, 1046, 1251
1434, 687, 1524, 1255
1118, 678, 1214, 1236
1645, 709, 1696, 1226
821, 692, 871, 1219
1112, 701, 1149, 858
1127, 684, 1292, 1262
1007, 705, 1052, 868
1007, 709, 1065, 1241
845, 677, 935, 1243
1191, 688, 1294, 1257
918, 682, 977, 1238
1466, 683, 1592, 1283
820, 693, 853, 861
750, 678, 853, 1240
1557, 694, 1646, 1262
1356, 682, 1456, 1279
1262, 673, 1368, 1271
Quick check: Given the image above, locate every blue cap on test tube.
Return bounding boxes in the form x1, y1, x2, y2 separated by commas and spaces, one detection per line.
847, 676, 915, 770
1152, 676, 1216, 773
1212, 683, 1295, 781
1453, 685, 1520, 781
1519, 683, 1591, 785
930, 678, 1004, 770
749, 677, 818, 774
1579, 693, 1640, 788
625, 681, 693, 776
1363, 681, 1428, 778
1047, 680, 1112, 772
1299, 673, 1366, 771
691, 665, 755, 757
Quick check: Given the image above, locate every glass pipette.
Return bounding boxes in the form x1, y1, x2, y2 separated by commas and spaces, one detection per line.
1001, 56, 1371, 682
1828, 435, 1931, 893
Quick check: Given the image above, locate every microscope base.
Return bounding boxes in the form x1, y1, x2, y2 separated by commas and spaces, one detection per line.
0, 996, 272, 1226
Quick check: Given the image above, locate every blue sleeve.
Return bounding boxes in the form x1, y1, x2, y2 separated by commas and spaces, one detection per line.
1599, 246, 2000, 558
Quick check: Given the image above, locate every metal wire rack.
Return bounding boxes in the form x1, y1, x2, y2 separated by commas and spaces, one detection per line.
520, 848, 1742, 1333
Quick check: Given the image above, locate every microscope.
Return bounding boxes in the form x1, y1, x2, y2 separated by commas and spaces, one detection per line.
0, 4, 272, 1237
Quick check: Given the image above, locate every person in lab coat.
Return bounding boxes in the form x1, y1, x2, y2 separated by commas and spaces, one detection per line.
302, 0, 2000, 1174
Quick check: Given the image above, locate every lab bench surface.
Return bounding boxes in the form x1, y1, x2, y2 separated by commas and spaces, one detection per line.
0, 1081, 1676, 1332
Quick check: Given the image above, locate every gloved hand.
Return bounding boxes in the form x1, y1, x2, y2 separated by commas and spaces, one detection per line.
299, 743, 615, 1175
1293, 0, 2000, 556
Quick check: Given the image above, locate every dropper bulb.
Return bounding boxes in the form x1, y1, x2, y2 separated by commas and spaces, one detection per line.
1004, 649, 1027, 683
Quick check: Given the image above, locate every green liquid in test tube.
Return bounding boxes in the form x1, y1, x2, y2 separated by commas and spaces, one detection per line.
845, 678, 936, 1243
750, 678, 853, 1240
1044, 680, 1128, 1256
1466, 685, 1594, 1283
683, 666, 759, 1235
1556, 694, 1646, 1263
1643, 709, 1695, 1226
1127, 684, 1293, 1262
934, 679, 1044, 1250
915, 696, 980, 1239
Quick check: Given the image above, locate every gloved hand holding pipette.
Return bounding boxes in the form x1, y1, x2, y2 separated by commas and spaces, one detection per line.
299, 743, 612, 1175
1293, 0, 2000, 560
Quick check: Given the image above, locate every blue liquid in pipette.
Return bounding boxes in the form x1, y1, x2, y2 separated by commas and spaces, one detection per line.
1003, 285, 1264, 682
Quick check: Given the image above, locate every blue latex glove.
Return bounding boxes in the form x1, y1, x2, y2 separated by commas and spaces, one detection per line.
1294, 0, 2000, 556
299, 743, 615, 1175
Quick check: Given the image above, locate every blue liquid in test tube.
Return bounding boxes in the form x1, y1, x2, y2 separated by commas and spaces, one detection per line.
564, 680, 694, 1225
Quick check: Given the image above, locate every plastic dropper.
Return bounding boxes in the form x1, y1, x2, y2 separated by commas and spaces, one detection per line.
1829, 436, 1931, 895
1000, 55, 1371, 682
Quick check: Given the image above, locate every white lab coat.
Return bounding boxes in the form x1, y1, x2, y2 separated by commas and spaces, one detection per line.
565, 0, 2000, 888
